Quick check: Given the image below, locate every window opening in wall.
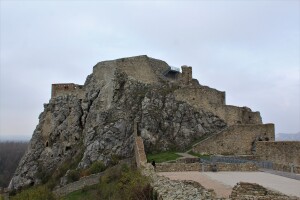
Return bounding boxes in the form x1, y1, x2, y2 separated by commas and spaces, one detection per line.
65, 146, 71, 151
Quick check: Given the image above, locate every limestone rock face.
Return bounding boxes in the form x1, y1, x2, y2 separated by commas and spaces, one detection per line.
9, 55, 228, 190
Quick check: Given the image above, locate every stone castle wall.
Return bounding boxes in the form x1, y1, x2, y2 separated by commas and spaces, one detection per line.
155, 162, 258, 172
193, 124, 275, 155
256, 141, 300, 167
53, 173, 102, 197
51, 83, 84, 98
174, 88, 262, 126
116, 56, 160, 84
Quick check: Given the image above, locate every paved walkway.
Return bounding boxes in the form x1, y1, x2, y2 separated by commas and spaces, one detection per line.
159, 171, 300, 198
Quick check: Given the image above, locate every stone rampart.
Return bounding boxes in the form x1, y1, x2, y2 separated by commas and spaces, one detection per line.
174, 87, 225, 108
256, 141, 300, 167
193, 124, 275, 155
174, 87, 262, 125
116, 55, 160, 84
51, 83, 84, 98
156, 162, 258, 172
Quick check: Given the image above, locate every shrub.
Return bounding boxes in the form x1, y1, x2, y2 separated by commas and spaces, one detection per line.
97, 164, 155, 200
67, 170, 80, 183
80, 161, 106, 177
10, 185, 55, 200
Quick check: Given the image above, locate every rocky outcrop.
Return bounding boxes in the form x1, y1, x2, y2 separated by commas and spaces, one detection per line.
9, 55, 227, 190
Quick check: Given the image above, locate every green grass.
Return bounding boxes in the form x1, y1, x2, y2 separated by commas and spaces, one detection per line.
147, 151, 182, 163
0, 194, 4, 200
187, 150, 210, 160
60, 185, 98, 200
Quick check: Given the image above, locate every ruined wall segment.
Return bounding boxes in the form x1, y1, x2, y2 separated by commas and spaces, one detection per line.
256, 141, 300, 166
51, 83, 84, 99
179, 65, 192, 85
193, 124, 275, 155
116, 55, 160, 84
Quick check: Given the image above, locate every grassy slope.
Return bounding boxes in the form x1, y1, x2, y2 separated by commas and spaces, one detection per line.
60, 185, 98, 200
146, 151, 182, 163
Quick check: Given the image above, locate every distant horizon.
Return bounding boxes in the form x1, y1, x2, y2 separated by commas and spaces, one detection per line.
1, 131, 300, 141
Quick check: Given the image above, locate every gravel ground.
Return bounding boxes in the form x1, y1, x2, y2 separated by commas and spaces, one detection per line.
159, 171, 300, 198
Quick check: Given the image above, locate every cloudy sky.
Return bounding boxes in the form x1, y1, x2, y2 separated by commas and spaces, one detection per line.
0, 0, 299, 140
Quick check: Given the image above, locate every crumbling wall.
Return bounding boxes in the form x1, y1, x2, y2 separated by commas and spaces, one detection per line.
230, 182, 298, 200
134, 122, 147, 168
193, 124, 275, 155
179, 66, 192, 85
174, 87, 225, 108
256, 141, 300, 166
116, 55, 160, 84
51, 83, 84, 98
174, 88, 262, 126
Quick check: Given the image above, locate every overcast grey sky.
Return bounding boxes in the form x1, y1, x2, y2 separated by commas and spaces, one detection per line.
0, 0, 299, 140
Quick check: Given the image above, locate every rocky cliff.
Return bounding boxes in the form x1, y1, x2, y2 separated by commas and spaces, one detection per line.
9, 55, 229, 190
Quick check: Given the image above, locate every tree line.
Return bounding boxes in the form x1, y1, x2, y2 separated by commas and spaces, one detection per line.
0, 141, 28, 188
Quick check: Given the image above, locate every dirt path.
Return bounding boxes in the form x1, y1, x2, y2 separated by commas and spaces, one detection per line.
158, 172, 232, 198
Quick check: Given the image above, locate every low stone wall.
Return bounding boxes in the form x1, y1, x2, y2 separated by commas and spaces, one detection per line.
156, 163, 200, 172
156, 162, 258, 172
273, 163, 300, 174
53, 173, 103, 197
230, 182, 299, 200
256, 141, 300, 166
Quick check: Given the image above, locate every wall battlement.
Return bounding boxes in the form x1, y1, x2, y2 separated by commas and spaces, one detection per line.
51, 83, 84, 98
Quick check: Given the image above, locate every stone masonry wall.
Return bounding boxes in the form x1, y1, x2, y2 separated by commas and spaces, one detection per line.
179, 66, 193, 85
256, 141, 300, 167
116, 55, 160, 84
156, 162, 258, 172
135, 136, 147, 168
53, 173, 102, 198
230, 182, 299, 200
174, 88, 262, 126
51, 83, 84, 98
193, 124, 275, 155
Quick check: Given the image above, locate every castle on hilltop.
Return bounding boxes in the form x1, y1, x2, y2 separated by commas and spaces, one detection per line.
9, 55, 299, 192
51, 55, 298, 171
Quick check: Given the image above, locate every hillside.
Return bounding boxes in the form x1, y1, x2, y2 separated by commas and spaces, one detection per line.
9, 55, 266, 191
